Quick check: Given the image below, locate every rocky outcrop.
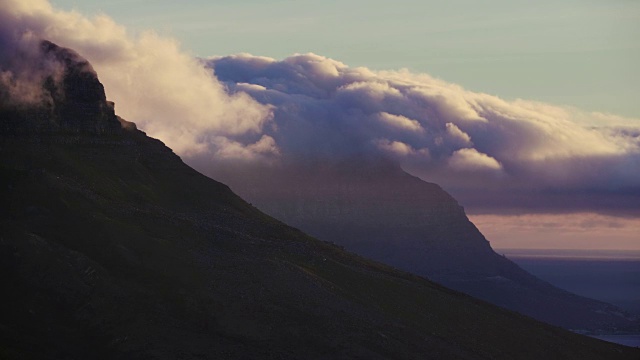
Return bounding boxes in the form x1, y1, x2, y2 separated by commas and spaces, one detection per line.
0, 41, 122, 135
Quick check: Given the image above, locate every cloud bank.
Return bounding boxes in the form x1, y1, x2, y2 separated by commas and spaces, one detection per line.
2, 0, 639, 217
0, 0, 272, 156
204, 53, 640, 215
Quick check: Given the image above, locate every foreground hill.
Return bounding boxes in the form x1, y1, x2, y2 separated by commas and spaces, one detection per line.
0, 41, 638, 359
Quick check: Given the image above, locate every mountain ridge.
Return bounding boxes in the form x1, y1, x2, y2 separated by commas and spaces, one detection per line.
210, 160, 639, 332
1, 40, 638, 359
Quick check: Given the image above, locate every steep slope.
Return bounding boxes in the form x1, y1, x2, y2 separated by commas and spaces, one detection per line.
212, 161, 639, 332
1, 41, 638, 359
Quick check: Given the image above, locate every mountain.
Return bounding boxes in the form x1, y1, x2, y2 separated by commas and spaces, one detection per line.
1, 41, 638, 359
210, 160, 639, 332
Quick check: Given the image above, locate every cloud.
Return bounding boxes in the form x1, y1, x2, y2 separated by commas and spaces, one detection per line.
3, 1, 638, 216
377, 112, 424, 133
445, 123, 472, 147
0, 12, 65, 107
448, 148, 502, 172
0, 0, 272, 157
375, 138, 430, 160
204, 52, 640, 215
212, 134, 280, 162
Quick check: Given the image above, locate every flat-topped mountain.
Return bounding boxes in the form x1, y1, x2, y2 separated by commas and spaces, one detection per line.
1, 41, 638, 359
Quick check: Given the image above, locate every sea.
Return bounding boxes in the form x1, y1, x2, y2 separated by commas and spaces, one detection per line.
496, 248, 640, 348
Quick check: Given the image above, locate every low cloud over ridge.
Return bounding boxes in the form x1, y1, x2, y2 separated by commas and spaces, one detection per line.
2, 0, 639, 217
0, 0, 272, 156
205, 53, 640, 215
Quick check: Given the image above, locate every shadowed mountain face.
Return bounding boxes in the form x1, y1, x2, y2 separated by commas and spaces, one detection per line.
211, 161, 639, 332
0, 41, 123, 135
1, 42, 639, 359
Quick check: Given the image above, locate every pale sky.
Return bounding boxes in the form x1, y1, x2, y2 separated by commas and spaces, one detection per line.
52, 0, 640, 117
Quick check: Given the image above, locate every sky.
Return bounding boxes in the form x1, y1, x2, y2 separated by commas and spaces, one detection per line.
3, 0, 640, 250
50, 0, 640, 118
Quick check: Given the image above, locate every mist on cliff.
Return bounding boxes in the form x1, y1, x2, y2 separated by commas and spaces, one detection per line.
0, 0, 273, 156
0, 18, 64, 107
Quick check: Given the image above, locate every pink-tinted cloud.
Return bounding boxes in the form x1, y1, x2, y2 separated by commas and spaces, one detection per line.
448, 148, 502, 172
1, 0, 272, 157
3, 0, 639, 219
206, 53, 640, 215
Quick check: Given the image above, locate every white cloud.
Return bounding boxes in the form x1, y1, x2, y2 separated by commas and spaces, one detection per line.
377, 112, 424, 133
206, 52, 640, 214
445, 122, 472, 146
375, 138, 429, 159
448, 148, 503, 172
3, 0, 638, 215
0, 0, 272, 157
210, 135, 280, 161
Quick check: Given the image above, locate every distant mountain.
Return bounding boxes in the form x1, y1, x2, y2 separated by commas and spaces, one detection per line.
212, 160, 639, 332
1, 41, 638, 359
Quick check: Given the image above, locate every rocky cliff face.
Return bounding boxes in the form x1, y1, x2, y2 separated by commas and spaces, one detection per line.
215, 160, 639, 331
1, 40, 122, 135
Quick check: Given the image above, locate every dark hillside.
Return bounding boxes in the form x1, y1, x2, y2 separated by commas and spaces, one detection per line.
1, 41, 638, 359
212, 158, 639, 332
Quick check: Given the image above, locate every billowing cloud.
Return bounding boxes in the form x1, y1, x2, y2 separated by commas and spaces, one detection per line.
204, 53, 640, 215
448, 148, 502, 172
212, 134, 280, 162
375, 138, 430, 160
0, 0, 272, 157
377, 112, 424, 133
2, 0, 639, 217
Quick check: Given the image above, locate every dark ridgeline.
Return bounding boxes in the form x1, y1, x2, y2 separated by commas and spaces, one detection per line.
217, 160, 640, 332
0, 41, 123, 135
1, 41, 638, 359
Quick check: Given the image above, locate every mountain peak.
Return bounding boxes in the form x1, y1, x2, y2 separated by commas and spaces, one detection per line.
1, 40, 122, 135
